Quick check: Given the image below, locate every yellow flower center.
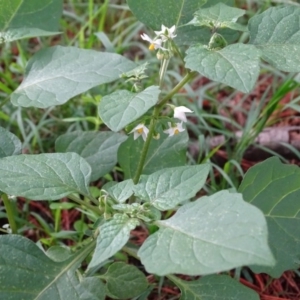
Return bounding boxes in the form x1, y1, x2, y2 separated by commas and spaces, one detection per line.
174, 129, 179, 135
137, 128, 144, 134
149, 43, 155, 51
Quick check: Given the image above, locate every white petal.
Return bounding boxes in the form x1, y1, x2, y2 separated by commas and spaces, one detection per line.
174, 111, 187, 122
169, 25, 176, 34
141, 33, 152, 43
133, 131, 140, 140
177, 122, 185, 131
143, 126, 149, 135
176, 106, 193, 113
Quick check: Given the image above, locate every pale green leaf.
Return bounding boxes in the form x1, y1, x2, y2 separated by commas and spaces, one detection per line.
239, 157, 300, 277
133, 165, 210, 210
170, 275, 259, 300
103, 262, 148, 299
0, 235, 105, 300
189, 3, 246, 31
11, 46, 136, 108
0, 0, 62, 43
0, 28, 61, 43
138, 191, 275, 276
98, 86, 160, 132
0, 126, 22, 158
118, 128, 188, 179
249, 6, 300, 72
55, 131, 127, 181
46, 246, 72, 262
87, 214, 139, 271
102, 179, 134, 203
177, 0, 237, 45
0, 153, 91, 200
185, 43, 261, 93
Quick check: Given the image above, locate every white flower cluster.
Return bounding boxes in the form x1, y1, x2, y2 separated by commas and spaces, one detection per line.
141, 25, 176, 51
130, 106, 193, 141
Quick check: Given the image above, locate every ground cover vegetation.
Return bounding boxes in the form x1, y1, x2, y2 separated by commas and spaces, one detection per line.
1, 0, 300, 299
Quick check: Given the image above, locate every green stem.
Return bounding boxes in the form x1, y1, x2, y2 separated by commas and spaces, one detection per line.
68, 194, 102, 215
132, 111, 158, 185
157, 71, 197, 108
85, 194, 99, 205
2, 194, 17, 234
123, 245, 140, 260
132, 71, 197, 185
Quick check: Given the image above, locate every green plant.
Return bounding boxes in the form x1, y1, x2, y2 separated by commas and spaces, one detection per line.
1, 0, 300, 299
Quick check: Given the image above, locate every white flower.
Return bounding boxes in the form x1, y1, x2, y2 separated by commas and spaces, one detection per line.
174, 106, 193, 122
154, 25, 177, 41
129, 124, 149, 141
164, 122, 185, 137
140, 33, 165, 50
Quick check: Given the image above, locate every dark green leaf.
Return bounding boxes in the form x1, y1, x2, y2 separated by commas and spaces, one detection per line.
55, 131, 127, 181
0, 235, 105, 300
0, 0, 62, 42
118, 129, 188, 179
239, 157, 300, 277
103, 262, 148, 299
127, 0, 206, 30
249, 6, 300, 72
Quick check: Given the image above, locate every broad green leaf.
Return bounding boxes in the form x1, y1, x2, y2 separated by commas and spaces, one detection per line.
133, 165, 210, 210
188, 3, 246, 32
249, 6, 300, 72
185, 43, 261, 93
138, 191, 275, 276
127, 0, 206, 30
55, 131, 127, 181
0, 235, 105, 300
98, 86, 160, 132
0, 126, 22, 158
127, 0, 236, 45
118, 129, 188, 179
11, 46, 136, 108
0, 0, 62, 42
178, 0, 237, 45
103, 262, 148, 299
87, 214, 139, 271
239, 157, 300, 277
0, 153, 91, 200
102, 179, 134, 203
80, 277, 106, 300
202, 0, 234, 8
170, 275, 259, 300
